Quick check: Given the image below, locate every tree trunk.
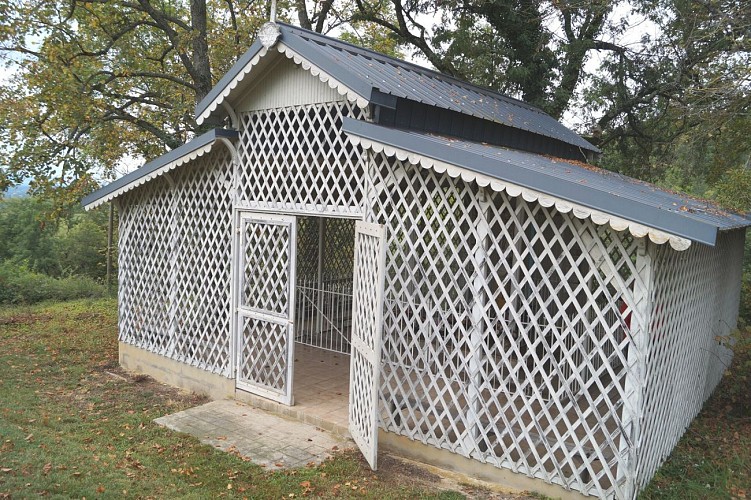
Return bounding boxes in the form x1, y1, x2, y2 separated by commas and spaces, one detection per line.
191, 0, 213, 104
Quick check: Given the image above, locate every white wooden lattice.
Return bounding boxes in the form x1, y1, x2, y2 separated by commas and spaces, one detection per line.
237, 102, 366, 216
114, 87, 746, 499
118, 148, 233, 375
363, 151, 745, 498
349, 220, 387, 470
240, 215, 293, 316
236, 213, 297, 404
366, 153, 642, 498
632, 229, 744, 492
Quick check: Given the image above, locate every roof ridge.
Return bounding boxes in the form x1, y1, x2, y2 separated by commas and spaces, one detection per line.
277, 22, 547, 116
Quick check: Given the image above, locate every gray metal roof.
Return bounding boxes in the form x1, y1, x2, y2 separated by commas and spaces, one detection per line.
194, 23, 598, 154
342, 118, 750, 246
82, 128, 238, 209
195, 38, 265, 124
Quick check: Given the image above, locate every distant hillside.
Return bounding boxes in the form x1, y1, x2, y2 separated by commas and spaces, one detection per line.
4, 183, 30, 198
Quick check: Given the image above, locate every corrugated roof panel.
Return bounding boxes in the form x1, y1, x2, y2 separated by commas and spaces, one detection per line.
342, 118, 750, 245
192, 23, 599, 153
280, 24, 596, 152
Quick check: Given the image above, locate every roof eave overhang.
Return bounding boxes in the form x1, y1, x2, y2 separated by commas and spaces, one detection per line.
342, 118, 722, 249
195, 39, 268, 125
81, 129, 238, 210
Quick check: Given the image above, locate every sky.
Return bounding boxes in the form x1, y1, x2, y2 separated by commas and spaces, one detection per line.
0, 61, 15, 84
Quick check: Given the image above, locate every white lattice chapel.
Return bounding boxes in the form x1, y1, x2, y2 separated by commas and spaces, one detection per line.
83, 22, 749, 500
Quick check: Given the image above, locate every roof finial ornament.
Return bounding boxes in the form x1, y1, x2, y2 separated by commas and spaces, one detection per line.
258, 0, 281, 48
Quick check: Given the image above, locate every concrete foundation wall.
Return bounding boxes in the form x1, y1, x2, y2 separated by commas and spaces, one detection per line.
119, 342, 235, 400
379, 431, 591, 500
119, 340, 589, 497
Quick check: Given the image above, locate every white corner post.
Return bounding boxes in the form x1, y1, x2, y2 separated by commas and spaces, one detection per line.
619, 238, 653, 499
219, 136, 242, 380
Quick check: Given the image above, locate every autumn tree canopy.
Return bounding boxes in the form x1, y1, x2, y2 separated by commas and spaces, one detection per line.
0, 0, 749, 212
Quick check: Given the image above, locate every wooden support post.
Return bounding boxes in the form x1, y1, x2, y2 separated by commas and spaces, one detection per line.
619, 238, 653, 499
164, 173, 179, 357
106, 201, 114, 295
466, 187, 490, 455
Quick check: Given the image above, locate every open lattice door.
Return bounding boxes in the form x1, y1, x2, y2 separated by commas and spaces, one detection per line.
235, 212, 297, 405
348, 221, 387, 470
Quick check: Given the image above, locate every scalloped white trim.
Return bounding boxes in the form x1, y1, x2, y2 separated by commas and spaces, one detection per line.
276, 43, 369, 109
196, 42, 370, 126
349, 135, 692, 251
196, 47, 269, 126
84, 143, 216, 211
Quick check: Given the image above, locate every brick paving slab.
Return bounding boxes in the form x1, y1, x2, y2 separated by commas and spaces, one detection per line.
155, 399, 354, 470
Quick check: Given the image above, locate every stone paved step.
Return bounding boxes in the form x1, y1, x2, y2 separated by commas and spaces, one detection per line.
155, 399, 354, 470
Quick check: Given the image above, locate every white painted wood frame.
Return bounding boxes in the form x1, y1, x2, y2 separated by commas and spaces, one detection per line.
349, 220, 387, 470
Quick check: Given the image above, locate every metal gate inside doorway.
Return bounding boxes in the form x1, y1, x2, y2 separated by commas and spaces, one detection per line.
295, 217, 356, 354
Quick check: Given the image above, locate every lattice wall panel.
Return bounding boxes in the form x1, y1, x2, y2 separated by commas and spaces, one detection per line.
118, 148, 233, 375
237, 102, 366, 216
634, 229, 745, 492
118, 176, 174, 354
241, 219, 292, 316
296, 217, 355, 281
366, 153, 642, 498
296, 217, 321, 280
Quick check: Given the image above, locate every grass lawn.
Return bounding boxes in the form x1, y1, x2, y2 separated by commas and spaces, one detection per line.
640, 328, 751, 499
0, 299, 465, 499
0, 298, 748, 499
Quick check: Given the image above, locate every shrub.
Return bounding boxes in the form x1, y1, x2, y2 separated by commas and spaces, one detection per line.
0, 262, 107, 304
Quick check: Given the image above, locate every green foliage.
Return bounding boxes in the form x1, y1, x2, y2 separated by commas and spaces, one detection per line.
54, 214, 111, 280
432, 1, 559, 111
587, 0, 750, 182
0, 1, 405, 204
0, 196, 113, 304
0, 261, 107, 304
355, 0, 621, 119
712, 168, 751, 214
726, 327, 751, 414
0, 0, 267, 201
340, 21, 403, 59
0, 197, 60, 275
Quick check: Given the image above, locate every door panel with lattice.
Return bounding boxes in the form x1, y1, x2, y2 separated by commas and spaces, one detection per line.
236, 212, 297, 405
349, 221, 387, 470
